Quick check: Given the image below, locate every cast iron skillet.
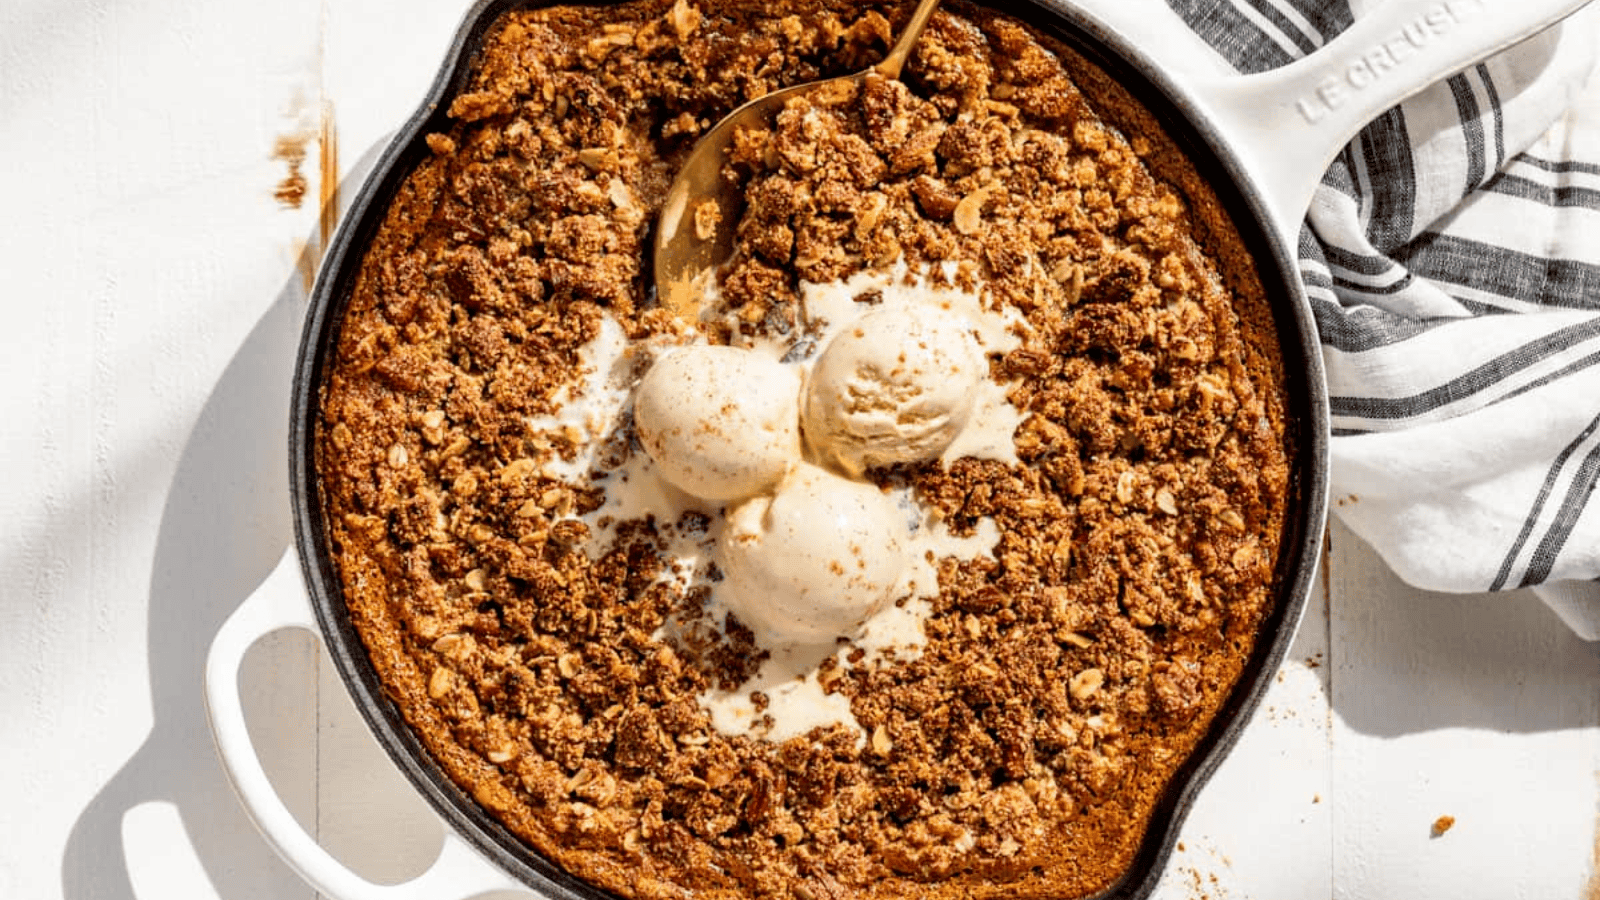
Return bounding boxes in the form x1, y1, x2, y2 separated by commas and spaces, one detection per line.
206, 0, 1590, 898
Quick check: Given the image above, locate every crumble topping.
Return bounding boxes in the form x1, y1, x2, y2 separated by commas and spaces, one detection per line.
317, 2, 1291, 898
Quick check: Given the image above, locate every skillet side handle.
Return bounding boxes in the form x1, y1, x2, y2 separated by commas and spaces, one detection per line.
204, 547, 532, 900
1069, 0, 1595, 244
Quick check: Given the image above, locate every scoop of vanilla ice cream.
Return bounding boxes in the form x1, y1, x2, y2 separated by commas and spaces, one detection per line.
802, 306, 986, 476
633, 345, 801, 502
719, 463, 907, 644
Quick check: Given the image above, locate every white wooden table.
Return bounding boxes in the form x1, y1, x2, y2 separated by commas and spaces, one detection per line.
3, 2, 1598, 899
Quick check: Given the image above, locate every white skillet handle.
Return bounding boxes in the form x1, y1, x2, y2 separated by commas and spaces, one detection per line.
1073, 0, 1594, 245
204, 547, 531, 900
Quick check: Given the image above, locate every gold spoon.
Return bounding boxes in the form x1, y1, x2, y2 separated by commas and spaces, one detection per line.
652, 0, 943, 321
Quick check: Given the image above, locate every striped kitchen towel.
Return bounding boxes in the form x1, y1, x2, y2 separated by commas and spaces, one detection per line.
1169, 0, 1600, 638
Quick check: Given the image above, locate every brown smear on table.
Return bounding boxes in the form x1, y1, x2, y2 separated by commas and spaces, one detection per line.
273, 132, 311, 208
1319, 526, 1333, 609
276, 102, 341, 295
1585, 772, 1600, 900
318, 102, 341, 258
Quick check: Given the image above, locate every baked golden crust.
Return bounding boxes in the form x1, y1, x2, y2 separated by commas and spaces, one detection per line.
316, 2, 1290, 898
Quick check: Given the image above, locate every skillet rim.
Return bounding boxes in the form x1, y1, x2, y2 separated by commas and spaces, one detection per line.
288, 2, 1332, 896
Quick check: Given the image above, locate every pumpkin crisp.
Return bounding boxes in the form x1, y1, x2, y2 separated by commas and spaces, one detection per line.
316, 1, 1291, 898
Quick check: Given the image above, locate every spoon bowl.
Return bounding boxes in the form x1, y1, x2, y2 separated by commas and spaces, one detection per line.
652, 0, 942, 320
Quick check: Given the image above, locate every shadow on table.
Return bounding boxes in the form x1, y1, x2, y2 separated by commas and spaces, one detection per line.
1325, 519, 1600, 739
59, 241, 310, 899
57, 142, 456, 900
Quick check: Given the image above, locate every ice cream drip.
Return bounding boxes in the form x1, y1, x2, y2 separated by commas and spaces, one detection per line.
534, 264, 1030, 742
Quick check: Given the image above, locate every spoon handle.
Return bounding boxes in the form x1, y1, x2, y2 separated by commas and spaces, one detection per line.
874, 0, 945, 79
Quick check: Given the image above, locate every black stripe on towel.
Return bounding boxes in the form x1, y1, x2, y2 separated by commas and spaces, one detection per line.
1522, 415, 1600, 586
1493, 348, 1600, 412
1478, 63, 1506, 173
1514, 155, 1600, 177
1482, 173, 1600, 211
1239, 0, 1320, 54
1162, 0, 1298, 72
1281, 0, 1352, 41
1448, 72, 1487, 194
1332, 270, 1415, 297
1398, 234, 1600, 310
1327, 318, 1600, 420
1307, 294, 1437, 353
1359, 108, 1416, 253
1490, 411, 1600, 590
1321, 242, 1393, 277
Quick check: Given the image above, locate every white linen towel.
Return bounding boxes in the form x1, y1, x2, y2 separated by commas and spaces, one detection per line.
1167, 0, 1600, 638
